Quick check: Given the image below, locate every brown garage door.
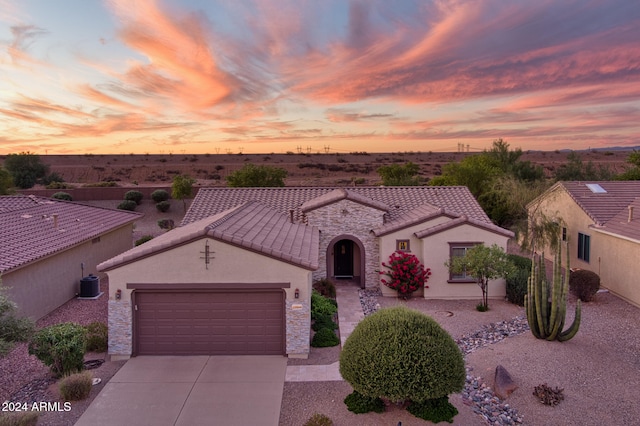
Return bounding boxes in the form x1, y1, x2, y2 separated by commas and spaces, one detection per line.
134, 290, 285, 355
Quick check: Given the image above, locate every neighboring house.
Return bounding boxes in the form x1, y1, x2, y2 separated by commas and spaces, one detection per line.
529, 181, 640, 307
99, 186, 513, 359
0, 195, 140, 320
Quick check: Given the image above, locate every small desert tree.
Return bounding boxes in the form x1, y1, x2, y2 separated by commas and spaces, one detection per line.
446, 244, 515, 310
0, 166, 14, 195
3, 152, 49, 189
171, 174, 195, 212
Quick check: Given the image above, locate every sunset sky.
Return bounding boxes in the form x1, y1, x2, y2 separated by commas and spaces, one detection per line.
1, 0, 640, 155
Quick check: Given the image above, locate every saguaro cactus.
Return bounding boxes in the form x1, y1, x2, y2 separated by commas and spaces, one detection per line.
525, 243, 581, 342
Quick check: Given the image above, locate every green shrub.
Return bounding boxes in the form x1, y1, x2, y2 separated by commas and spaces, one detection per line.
0, 284, 34, 357
117, 200, 137, 211
303, 413, 333, 426
0, 412, 39, 426
344, 391, 385, 414
407, 397, 458, 423
312, 314, 337, 332
507, 254, 532, 271
313, 279, 336, 298
569, 269, 600, 302
311, 328, 339, 347
157, 219, 175, 230
46, 181, 72, 189
135, 235, 154, 246
155, 200, 171, 212
124, 190, 143, 205
59, 371, 93, 401
151, 189, 170, 203
339, 306, 465, 404
82, 181, 118, 187
476, 303, 489, 312
84, 322, 107, 352
52, 191, 73, 201
506, 268, 530, 306
28, 323, 87, 376
311, 291, 337, 320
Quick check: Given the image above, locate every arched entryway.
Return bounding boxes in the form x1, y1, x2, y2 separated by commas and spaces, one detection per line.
326, 235, 366, 289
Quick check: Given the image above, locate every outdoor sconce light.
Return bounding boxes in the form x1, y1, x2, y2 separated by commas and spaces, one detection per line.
115, 289, 122, 300
294, 288, 300, 299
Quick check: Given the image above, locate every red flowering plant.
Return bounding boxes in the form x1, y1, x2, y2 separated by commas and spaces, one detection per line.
379, 251, 431, 298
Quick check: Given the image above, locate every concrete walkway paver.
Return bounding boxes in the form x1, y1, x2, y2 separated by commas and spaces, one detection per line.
285, 282, 364, 382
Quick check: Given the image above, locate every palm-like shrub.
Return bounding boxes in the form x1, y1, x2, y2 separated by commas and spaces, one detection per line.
340, 306, 465, 404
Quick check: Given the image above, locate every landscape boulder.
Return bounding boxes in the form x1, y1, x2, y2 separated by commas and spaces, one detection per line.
494, 365, 518, 399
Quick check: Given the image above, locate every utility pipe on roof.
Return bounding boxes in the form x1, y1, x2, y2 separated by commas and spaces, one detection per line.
629, 206, 634, 223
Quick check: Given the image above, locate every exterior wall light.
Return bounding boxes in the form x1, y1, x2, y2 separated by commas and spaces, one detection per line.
115, 289, 122, 300
294, 288, 300, 299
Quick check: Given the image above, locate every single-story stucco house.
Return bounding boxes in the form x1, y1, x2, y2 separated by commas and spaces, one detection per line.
99, 186, 514, 359
0, 195, 140, 320
528, 181, 640, 307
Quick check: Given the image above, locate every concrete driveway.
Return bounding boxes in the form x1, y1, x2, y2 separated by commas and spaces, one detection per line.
75, 356, 287, 426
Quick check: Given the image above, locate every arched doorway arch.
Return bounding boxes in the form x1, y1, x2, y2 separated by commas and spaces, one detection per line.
326, 235, 366, 289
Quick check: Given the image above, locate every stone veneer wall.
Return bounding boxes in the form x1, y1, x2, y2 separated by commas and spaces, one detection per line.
108, 299, 132, 357
285, 299, 310, 356
306, 199, 384, 288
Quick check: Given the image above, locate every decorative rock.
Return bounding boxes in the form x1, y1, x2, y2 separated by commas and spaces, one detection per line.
494, 365, 518, 399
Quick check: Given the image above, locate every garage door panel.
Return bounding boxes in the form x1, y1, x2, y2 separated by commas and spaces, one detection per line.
135, 290, 285, 355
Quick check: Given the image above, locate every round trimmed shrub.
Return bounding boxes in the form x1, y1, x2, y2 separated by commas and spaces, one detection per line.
124, 190, 143, 205
344, 391, 385, 414
117, 200, 137, 211
28, 323, 87, 377
52, 192, 72, 201
156, 200, 171, 212
339, 306, 465, 403
569, 269, 600, 302
312, 314, 337, 332
151, 189, 170, 203
311, 328, 339, 347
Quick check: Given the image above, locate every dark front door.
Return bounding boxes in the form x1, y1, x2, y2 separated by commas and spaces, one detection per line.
334, 239, 353, 278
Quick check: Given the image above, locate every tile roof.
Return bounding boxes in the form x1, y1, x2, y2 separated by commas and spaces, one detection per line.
99, 201, 320, 272
414, 215, 515, 239
372, 204, 450, 236
594, 197, 640, 242
559, 181, 640, 225
183, 186, 492, 226
300, 188, 389, 213
0, 195, 141, 274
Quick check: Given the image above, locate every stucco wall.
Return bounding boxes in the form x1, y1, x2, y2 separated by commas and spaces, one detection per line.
531, 187, 594, 269
590, 231, 640, 307
305, 199, 384, 287
420, 223, 510, 300
378, 217, 451, 298
4, 224, 133, 320
105, 237, 313, 358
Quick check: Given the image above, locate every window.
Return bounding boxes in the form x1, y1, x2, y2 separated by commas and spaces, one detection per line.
562, 227, 567, 242
396, 239, 410, 252
448, 243, 478, 282
577, 233, 590, 262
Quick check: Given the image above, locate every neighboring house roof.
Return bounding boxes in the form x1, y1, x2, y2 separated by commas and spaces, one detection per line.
550, 181, 640, 225
183, 186, 492, 226
99, 201, 320, 272
0, 195, 141, 274
595, 197, 640, 242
